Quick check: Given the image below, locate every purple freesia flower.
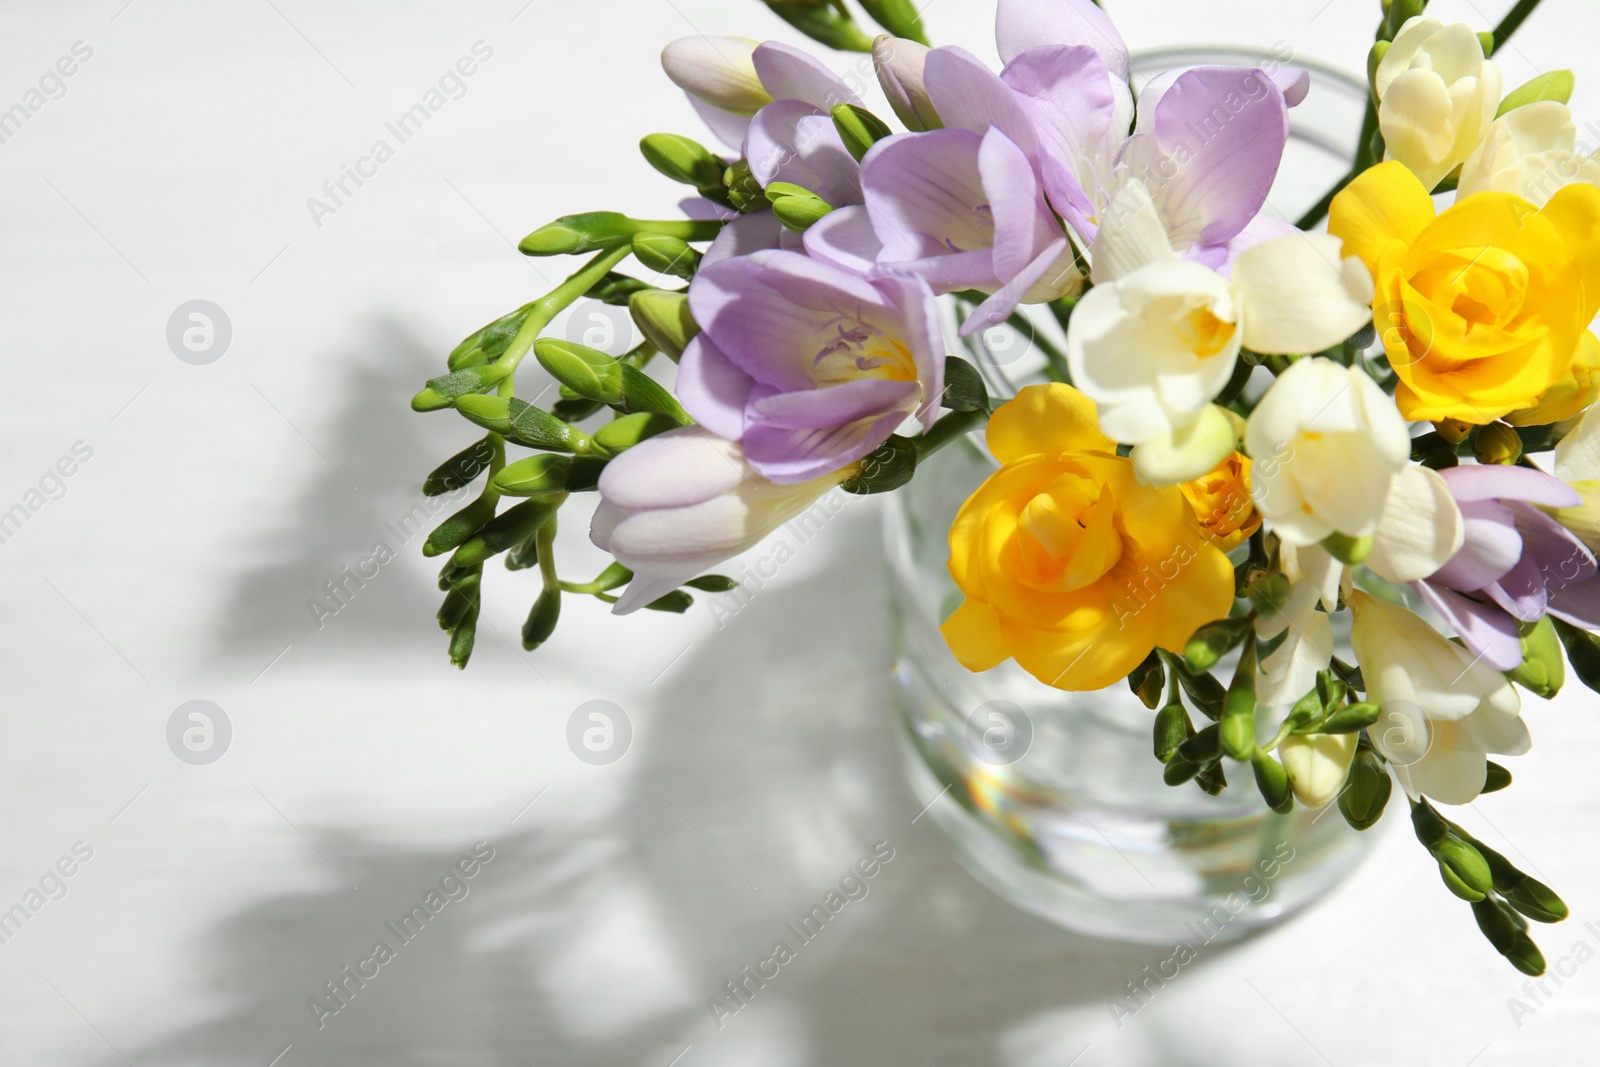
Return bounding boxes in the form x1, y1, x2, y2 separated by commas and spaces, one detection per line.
1416, 465, 1600, 670
804, 126, 1079, 334
701, 43, 866, 270
901, 0, 1303, 273
676, 249, 944, 483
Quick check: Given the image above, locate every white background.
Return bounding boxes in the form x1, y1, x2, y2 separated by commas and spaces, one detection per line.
2, 1, 1599, 1064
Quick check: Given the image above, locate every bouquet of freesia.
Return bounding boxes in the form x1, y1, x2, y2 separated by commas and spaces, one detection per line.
411, 0, 1600, 973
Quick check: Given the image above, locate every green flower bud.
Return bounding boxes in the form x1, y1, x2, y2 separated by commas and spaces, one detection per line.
1439, 859, 1488, 901
454, 393, 512, 432
1504, 877, 1570, 924
451, 497, 564, 569
456, 395, 591, 453
1471, 897, 1523, 955
1163, 755, 1202, 787
686, 574, 739, 593
767, 182, 834, 233
1245, 571, 1291, 618
1251, 748, 1293, 814
1339, 747, 1392, 830
1433, 418, 1472, 445
858, 0, 927, 42
629, 289, 700, 362
1509, 616, 1565, 698
1497, 70, 1576, 118
639, 133, 726, 190
448, 609, 478, 669
535, 338, 623, 402
522, 588, 561, 651
590, 562, 634, 592
585, 272, 654, 307
592, 412, 680, 454
645, 590, 694, 613
1409, 797, 1451, 849
630, 232, 702, 280
724, 159, 766, 213
1179, 722, 1222, 764
493, 454, 573, 497
1321, 701, 1384, 733
1170, 660, 1226, 721
437, 569, 482, 632
1195, 761, 1227, 796
1322, 531, 1374, 565
1434, 837, 1494, 897
1220, 634, 1257, 761
1383, 0, 1425, 41
1506, 937, 1549, 977
519, 211, 637, 256
1367, 40, 1391, 94
448, 302, 537, 370
763, 1, 875, 52
1184, 616, 1252, 673
423, 497, 498, 558
1552, 618, 1600, 694
1478, 30, 1497, 57
412, 361, 515, 412
1153, 702, 1189, 764
831, 103, 893, 163
1473, 422, 1523, 466
1483, 761, 1512, 794
1128, 650, 1165, 711
423, 437, 496, 496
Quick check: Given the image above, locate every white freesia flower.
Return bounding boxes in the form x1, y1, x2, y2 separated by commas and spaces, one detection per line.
1459, 101, 1600, 205
1280, 732, 1359, 808
1366, 465, 1466, 583
1245, 357, 1412, 546
1068, 181, 1373, 485
661, 36, 771, 115
1256, 542, 1341, 707
1375, 17, 1503, 190
1350, 591, 1528, 805
590, 427, 848, 614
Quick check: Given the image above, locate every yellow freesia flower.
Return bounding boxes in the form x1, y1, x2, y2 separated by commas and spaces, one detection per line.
1329, 160, 1600, 424
1506, 331, 1600, 427
940, 383, 1235, 692
1180, 451, 1262, 552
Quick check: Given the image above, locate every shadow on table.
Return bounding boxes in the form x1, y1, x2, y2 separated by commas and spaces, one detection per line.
210, 316, 520, 671
134, 510, 1252, 1067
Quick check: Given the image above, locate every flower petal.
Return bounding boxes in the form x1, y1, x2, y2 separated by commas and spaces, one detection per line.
1119, 67, 1290, 249
1327, 160, 1436, 275
986, 382, 1114, 463
751, 41, 861, 110
801, 205, 883, 275
996, 0, 1130, 78
677, 334, 753, 441
1233, 232, 1374, 354
1367, 465, 1466, 583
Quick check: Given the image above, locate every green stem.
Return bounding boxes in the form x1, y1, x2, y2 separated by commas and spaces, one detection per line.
915, 408, 987, 459
499, 245, 634, 385
1296, 102, 1380, 229
535, 515, 560, 594
1490, 0, 1545, 52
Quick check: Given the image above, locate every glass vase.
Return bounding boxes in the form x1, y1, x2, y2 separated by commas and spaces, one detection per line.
882, 49, 1376, 944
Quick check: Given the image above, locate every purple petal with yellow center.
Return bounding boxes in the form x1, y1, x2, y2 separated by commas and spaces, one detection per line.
685, 250, 944, 482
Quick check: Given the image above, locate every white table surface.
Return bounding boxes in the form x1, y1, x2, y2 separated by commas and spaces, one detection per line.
3, 1, 1598, 1064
